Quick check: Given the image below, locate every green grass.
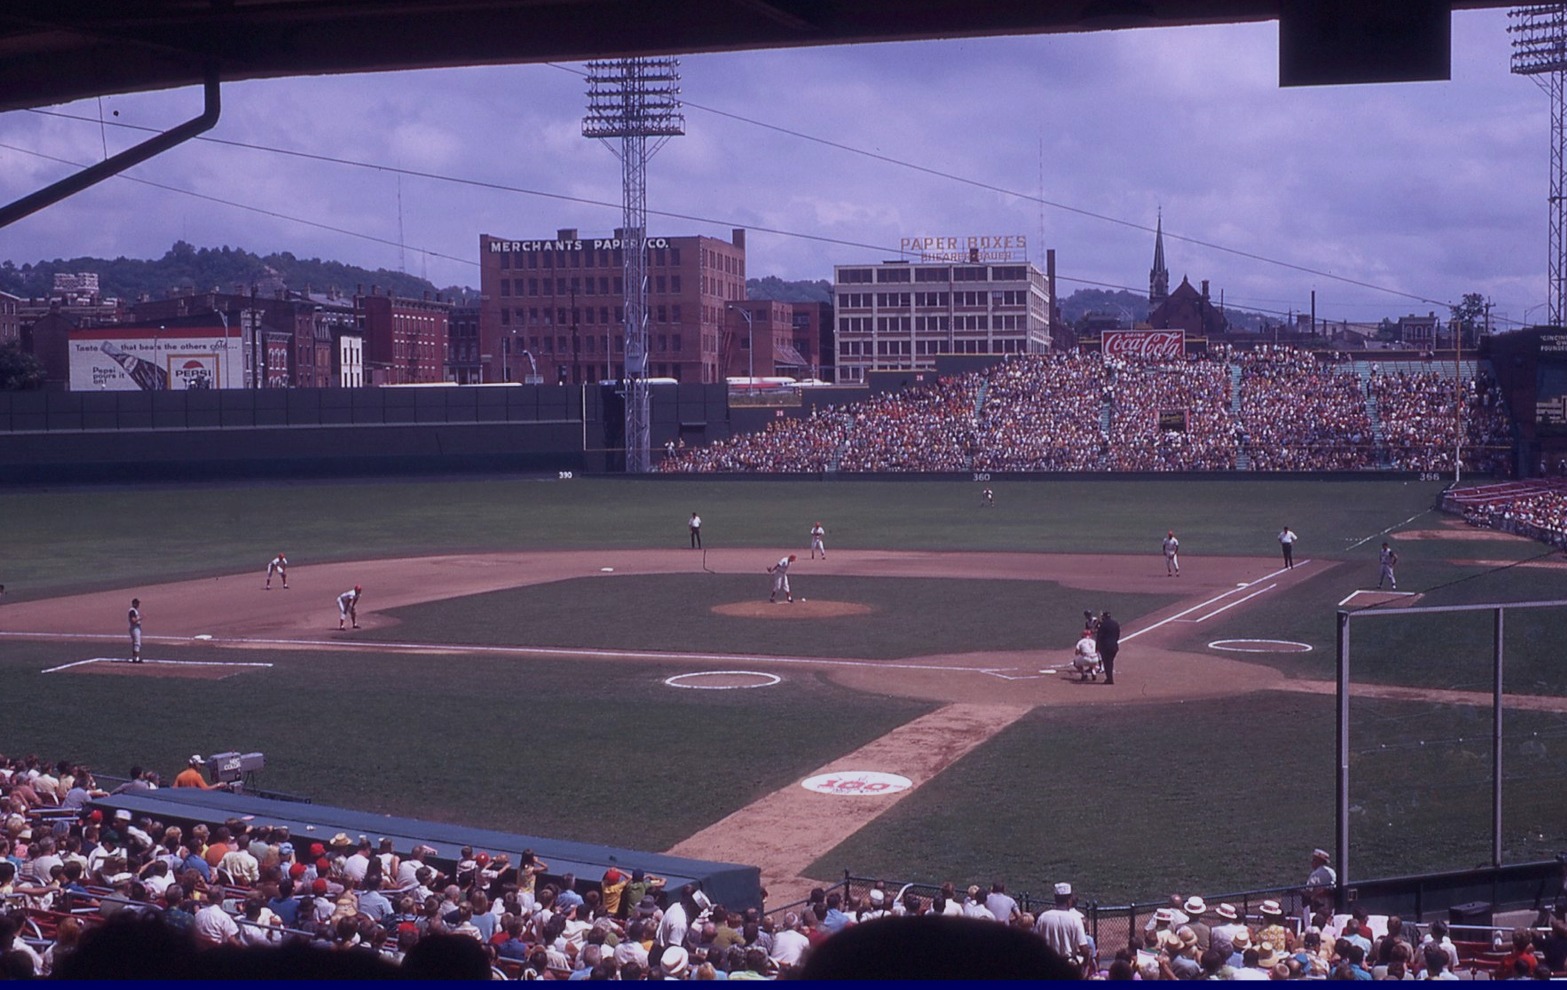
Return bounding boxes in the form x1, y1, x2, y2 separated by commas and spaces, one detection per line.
0, 638, 932, 852
370, 574, 1181, 659
0, 476, 1459, 598
3, 473, 1563, 904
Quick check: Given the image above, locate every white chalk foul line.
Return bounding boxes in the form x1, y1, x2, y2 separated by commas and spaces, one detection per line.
41, 656, 275, 673
195, 635, 1008, 676
1345, 510, 1430, 551
1123, 563, 1300, 642
1189, 583, 1278, 622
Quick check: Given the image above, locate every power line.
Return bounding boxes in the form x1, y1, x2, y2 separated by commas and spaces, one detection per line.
0, 141, 477, 269
25, 100, 1461, 312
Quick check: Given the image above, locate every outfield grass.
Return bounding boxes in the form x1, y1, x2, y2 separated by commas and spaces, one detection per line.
0, 476, 1460, 598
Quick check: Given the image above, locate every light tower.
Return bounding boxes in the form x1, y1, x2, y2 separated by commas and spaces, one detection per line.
583, 57, 685, 472
1510, 5, 1567, 327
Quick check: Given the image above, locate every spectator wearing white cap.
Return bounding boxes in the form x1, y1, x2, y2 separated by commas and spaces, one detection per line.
1034, 882, 1092, 977
173, 754, 214, 790
857, 888, 890, 922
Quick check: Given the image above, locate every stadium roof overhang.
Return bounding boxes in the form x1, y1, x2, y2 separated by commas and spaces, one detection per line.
0, 1, 1517, 115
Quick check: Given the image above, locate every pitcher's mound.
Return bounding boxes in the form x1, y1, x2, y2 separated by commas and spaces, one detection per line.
712, 600, 873, 619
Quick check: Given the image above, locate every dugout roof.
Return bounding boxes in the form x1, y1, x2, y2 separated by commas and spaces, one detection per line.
0, 1, 1513, 115
91, 789, 763, 910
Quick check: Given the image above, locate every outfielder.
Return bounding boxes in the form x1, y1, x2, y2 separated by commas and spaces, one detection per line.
337, 585, 362, 630
767, 554, 796, 604
265, 552, 289, 590
1377, 542, 1399, 590
127, 598, 143, 663
1162, 531, 1181, 577
810, 522, 827, 559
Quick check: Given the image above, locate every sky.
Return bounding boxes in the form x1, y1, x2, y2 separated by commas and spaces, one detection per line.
0, 8, 1551, 328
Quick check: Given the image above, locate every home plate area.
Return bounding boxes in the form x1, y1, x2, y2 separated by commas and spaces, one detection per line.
45, 657, 273, 680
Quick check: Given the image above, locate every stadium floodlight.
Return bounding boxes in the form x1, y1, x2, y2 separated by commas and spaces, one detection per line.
1510, 5, 1567, 326
583, 58, 685, 474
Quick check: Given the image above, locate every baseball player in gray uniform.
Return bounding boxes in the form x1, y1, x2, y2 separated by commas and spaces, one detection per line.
1377, 542, 1399, 589
128, 598, 143, 663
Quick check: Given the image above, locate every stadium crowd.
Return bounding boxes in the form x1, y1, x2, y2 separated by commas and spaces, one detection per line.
4, 752, 1566, 979
661, 348, 1515, 478
1450, 481, 1567, 550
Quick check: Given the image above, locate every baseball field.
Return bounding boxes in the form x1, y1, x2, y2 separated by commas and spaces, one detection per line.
2, 475, 1565, 906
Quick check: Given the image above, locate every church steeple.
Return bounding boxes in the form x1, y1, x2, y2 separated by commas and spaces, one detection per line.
1149, 209, 1169, 309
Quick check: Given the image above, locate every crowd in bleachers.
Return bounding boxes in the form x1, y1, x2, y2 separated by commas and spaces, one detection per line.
6, 752, 1567, 979
1448, 480, 1567, 550
660, 348, 1516, 477
1370, 367, 1514, 476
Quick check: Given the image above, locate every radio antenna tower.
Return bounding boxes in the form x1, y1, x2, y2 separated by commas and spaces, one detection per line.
1511, 5, 1567, 326
583, 57, 685, 472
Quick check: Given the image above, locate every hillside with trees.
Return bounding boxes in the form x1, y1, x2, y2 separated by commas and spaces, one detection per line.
0, 241, 474, 304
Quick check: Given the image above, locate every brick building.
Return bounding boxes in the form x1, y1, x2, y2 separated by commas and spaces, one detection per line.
723, 299, 823, 381
478, 228, 747, 385
355, 287, 451, 385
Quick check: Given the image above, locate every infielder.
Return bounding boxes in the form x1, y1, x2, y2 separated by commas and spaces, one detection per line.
127, 598, 143, 663
337, 585, 362, 630
1162, 531, 1180, 577
767, 554, 796, 604
1377, 542, 1399, 589
1278, 526, 1298, 569
810, 522, 827, 559
265, 552, 289, 590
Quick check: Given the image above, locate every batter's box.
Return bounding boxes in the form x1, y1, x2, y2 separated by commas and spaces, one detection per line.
43, 658, 274, 680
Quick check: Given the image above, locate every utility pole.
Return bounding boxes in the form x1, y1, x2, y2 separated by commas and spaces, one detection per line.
583, 57, 685, 472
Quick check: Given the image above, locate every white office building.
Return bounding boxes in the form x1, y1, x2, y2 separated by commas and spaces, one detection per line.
832, 259, 1051, 383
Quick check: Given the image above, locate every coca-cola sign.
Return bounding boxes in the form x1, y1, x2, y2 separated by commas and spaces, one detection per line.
1102, 330, 1184, 361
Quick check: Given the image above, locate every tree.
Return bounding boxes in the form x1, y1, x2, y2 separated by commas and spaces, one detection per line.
0, 343, 45, 390
1449, 293, 1487, 334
